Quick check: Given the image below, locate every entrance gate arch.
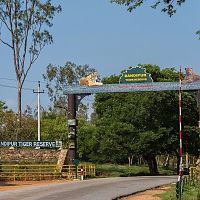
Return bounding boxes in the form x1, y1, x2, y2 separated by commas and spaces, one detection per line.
64, 80, 200, 164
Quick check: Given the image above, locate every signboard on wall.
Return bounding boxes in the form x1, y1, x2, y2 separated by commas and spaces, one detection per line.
0, 141, 62, 148
119, 66, 153, 84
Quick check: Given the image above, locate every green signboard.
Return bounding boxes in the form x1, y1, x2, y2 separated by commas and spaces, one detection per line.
119, 66, 153, 84
0, 141, 62, 148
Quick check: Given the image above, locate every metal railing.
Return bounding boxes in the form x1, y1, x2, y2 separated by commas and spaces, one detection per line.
0, 164, 95, 181
62, 164, 96, 180
176, 167, 200, 200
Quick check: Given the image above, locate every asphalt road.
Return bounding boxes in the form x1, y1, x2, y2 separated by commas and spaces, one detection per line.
0, 176, 177, 200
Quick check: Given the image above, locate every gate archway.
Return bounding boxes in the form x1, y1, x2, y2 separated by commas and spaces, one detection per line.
64, 78, 200, 164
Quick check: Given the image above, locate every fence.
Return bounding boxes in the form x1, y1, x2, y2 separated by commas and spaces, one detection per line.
62, 164, 96, 180
0, 164, 95, 181
176, 167, 200, 200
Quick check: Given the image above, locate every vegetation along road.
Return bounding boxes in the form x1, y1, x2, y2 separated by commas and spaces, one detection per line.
0, 176, 177, 200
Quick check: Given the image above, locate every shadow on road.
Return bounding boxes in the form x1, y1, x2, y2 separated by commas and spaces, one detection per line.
0, 181, 20, 187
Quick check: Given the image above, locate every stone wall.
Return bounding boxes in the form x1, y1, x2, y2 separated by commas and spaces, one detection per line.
0, 148, 61, 163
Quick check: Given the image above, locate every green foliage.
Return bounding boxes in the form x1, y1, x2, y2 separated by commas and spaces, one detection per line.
111, 0, 185, 16
93, 64, 199, 173
182, 126, 200, 156
0, 109, 37, 141
0, 101, 7, 110
43, 61, 96, 110
102, 75, 120, 84
96, 164, 174, 177
161, 183, 200, 200
196, 30, 200, 40
95, 121, 136, 163
96, 164, 150, 177
41, 113, 67, 146
0, 101, 7, 119
77, 123, 99, 161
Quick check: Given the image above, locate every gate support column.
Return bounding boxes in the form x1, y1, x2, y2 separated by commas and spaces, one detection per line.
67, 94, 77, 164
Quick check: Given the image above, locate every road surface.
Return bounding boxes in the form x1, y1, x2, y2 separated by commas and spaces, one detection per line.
0, 176, 177, 200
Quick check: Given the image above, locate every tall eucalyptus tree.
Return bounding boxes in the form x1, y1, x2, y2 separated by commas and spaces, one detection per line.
0, 0, 61, 124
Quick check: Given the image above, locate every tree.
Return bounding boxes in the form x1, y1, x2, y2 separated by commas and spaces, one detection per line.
43, 61, 96, 110
111, 0, 185, 16
0, 0, 61, 124
0, 101, 8, 126
0, 109, 37, 141
41, 113, 67, 146
0, 101, 8, 115
94, 65, 199, 174
77, 122, 99, 162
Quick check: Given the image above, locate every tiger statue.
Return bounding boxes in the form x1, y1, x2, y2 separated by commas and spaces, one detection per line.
182, 68, 200, 83
79, 72, 103, 86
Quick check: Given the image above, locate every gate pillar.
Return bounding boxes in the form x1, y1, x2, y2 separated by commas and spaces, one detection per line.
67, 94, 77, 164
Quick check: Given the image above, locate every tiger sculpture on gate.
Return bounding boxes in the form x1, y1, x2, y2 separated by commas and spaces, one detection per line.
182, 68, 200, 83
79, 72, 103, 86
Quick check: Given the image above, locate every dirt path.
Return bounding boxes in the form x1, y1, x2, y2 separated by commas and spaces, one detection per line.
0, 180, 68, 191
121, 186, 171, 200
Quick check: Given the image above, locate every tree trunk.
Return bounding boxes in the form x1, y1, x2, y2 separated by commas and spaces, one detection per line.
128, 155, 134, 167
163, 154, 170, 168
138, 157, 140, 165
17, 82, 22, 128
143, 154, 159, 175
130, 155, 133, 166
128, 156, 130, 167
172, 156, 176, 169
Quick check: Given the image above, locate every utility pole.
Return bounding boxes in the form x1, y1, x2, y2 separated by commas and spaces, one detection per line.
33, 81, 44, 141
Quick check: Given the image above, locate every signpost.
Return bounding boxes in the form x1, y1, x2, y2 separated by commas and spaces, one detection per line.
0, 141, 62, 148
119, 66, 153, 84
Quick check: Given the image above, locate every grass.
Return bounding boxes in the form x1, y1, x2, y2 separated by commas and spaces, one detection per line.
96, 164, 175, 177
160, 182, 200, 200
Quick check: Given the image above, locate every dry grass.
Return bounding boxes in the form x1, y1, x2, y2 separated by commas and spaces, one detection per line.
121, 186, 171, 200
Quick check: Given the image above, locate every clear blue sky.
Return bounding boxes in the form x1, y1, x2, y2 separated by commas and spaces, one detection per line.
0, 0, 200, 111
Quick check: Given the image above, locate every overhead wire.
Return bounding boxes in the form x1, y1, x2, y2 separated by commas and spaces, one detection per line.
0, 83, 33, 91
0, 77, 46, 84
0, 77, 47, 91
